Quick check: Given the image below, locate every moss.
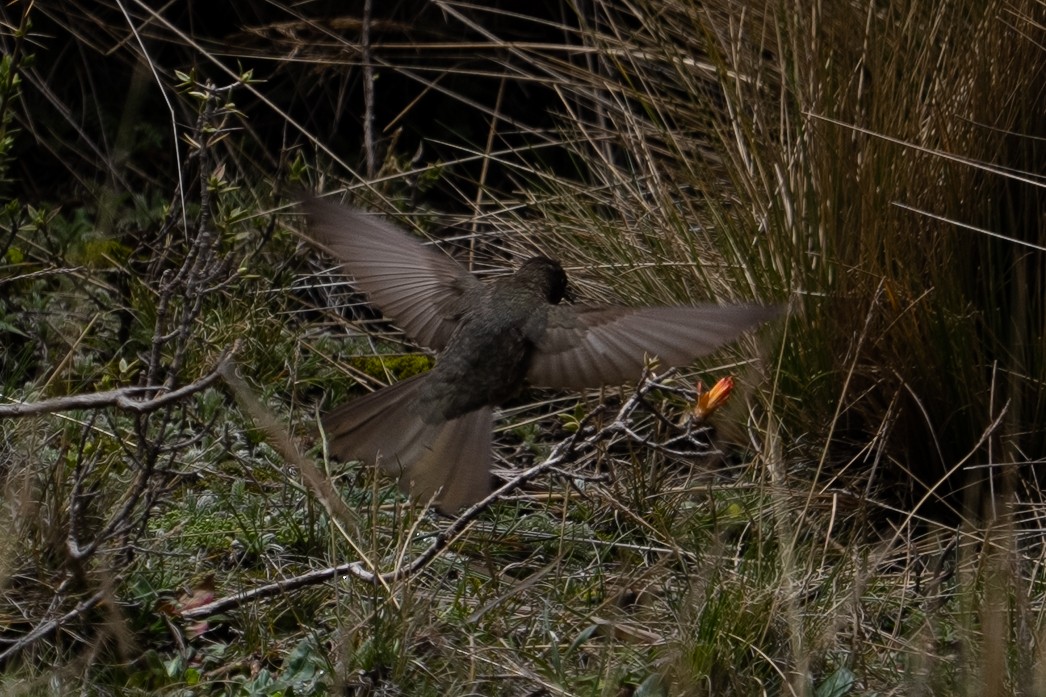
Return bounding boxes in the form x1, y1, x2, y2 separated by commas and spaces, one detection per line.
347, 353, 433, 381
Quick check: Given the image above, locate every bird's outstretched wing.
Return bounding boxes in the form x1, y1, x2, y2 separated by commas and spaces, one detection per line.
527, 304, 781, 388
302, 197, 481, 351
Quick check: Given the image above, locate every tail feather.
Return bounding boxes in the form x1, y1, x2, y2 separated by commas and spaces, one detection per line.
399, 407, 492, 513
323, 373, 431, 470
322, 374, 492, 512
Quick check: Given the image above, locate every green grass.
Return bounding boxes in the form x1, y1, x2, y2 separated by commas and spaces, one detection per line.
1, 0, 1044, 695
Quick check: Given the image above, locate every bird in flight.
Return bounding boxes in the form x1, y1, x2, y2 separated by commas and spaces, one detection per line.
302, 198, 779, 513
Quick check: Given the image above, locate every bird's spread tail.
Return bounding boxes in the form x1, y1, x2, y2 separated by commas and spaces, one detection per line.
322, 374, 492, 513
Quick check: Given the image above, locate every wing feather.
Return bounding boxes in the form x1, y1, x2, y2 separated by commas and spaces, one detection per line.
302, 198, 481, 351
528, 304, 781, 388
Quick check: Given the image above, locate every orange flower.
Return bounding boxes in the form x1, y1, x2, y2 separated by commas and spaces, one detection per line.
692, 376, 734, 422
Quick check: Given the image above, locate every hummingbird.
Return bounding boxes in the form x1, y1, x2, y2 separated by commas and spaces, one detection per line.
302, 198, 779, 512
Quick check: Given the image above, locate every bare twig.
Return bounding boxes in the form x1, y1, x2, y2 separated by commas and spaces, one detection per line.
361, 0, 376, 177
0, 589, 109, 664
0, 344, 238, 418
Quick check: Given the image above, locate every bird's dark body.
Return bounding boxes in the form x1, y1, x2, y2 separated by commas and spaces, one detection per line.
416, 258, 563, 422
301, 198, 779, 512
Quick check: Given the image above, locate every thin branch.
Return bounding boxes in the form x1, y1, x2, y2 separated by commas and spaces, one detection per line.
0, 590, 109, 664
0, 343, 238, 418
361, 0, 376, 177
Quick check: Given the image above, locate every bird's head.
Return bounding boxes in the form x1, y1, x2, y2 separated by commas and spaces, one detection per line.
516, 256, 569, 304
